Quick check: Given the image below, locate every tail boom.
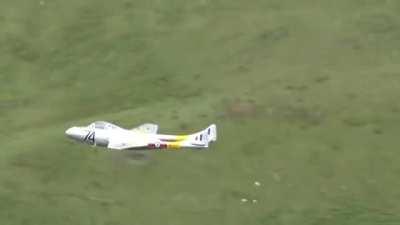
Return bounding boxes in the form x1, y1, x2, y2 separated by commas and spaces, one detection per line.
153, 124, 217, 150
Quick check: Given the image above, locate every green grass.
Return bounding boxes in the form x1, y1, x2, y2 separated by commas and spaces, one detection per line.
1, 0, 400, 224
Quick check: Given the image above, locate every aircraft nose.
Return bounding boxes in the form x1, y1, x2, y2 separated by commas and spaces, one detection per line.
65, 127, 74, 136
65, 127, 86, 141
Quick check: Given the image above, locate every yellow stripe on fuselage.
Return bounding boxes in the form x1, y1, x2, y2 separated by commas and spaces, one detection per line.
174, 135, 188, 141
154, 135, 189, 150
167, 142, 182, 149
166, 135, 189, 150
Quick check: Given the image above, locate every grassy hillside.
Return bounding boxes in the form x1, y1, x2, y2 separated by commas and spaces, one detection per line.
1, 0, 400, 224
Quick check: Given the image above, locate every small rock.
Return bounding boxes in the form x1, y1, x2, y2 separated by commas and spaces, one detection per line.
241, 198, 248, 203
254, 181, 261, 186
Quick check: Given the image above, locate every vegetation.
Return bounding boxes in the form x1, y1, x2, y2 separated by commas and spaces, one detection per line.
1, 0, 400, 224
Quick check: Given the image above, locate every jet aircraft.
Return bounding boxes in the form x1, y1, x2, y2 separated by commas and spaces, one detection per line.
65, 121, 217, 150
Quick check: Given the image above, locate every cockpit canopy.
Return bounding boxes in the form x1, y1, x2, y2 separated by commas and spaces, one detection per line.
88, 121, 120, 130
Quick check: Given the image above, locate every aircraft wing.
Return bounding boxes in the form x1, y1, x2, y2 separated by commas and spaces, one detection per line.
107, 136, 148, 150
131, 123, 158, 134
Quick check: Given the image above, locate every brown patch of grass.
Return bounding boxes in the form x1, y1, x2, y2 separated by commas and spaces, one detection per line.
224, 99, 259, 119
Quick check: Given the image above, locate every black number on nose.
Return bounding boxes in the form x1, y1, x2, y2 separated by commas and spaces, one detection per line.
84, 131, 95, 144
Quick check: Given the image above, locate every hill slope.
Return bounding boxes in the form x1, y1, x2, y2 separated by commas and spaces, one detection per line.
1, 0, 400, 224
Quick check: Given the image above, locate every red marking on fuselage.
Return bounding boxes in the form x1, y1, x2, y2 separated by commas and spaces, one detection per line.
148, 143, 167, 149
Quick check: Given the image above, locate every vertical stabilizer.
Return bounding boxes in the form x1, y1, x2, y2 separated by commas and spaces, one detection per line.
206, 124, 217, 142
183, 124, 217, 148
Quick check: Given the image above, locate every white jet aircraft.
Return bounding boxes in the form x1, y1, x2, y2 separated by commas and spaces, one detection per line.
65, 121, 217, 150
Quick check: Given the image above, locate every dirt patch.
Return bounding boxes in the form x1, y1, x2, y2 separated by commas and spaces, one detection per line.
266, 104, 324, 127
280, 106, 323, 126
223, 98, 323, 126
224, 99, 259, 119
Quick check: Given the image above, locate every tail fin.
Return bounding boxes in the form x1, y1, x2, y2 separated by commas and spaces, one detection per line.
185, 124, 217, 148
205, 124, 217, 142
